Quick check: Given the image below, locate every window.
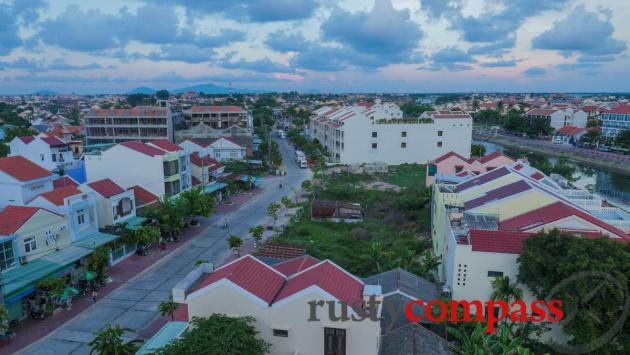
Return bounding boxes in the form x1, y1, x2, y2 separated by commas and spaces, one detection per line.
24, 237, 37, 253
437, 141, 443, 147
325, 328, 346, 355
371, 131, 377, 138
401, 142, 407, 148
40, 154, 45, 161
488, 271, 504, 278
52, 154, 57, 162
45, 230, 56, 246
438, 130, 443, 136
455, 165, 464, 173
401, 131, 407, 137
273, 329, 288, 337
77, 209, 86, 225
371, 143, 377, 149
0, 240, 16, 271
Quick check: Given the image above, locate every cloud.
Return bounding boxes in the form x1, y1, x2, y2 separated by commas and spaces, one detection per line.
467, 35, 516, 57
0, 58, 104, 72
421, 0, 461, 18
150, 44, 216, 63
145, 0, 319, 22
451, 0, 570, 52
522, 67, 547, 77
265, 31, 310, 52
220, 57, 294, 73
532, 6, 627, 61
320, 0, 422, 65
39, 4, 245, 54
427, 46, 475, 71
480, 59, 518, 68
556, 62, 602, 71
0, 0, 46, 55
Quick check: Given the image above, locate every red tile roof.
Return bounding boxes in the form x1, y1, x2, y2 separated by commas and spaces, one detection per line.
0, 206, 42, 235
38, 186, 82, 206
128, 185, 159, 206
194, 255, 286, 304
0, 156, 53, 182
87, 106, 170, 117
557, 126, 586, 136
456, 166, 511, 192
275, 260, 364, 305
190, 105, 246, 113
526, 108, 559, 116
477, 151, 514, 164
433, 151, 471, 164
173, 303, 188, 321
499, 201, 629, 239
464, 180, 532, 209
190, 152, 221, 168
41, 136, 66, 147
191, 176, 201, 186
120, 141, 166, 157
530, 172, 544, 180
18, 136, 35, 144
53, 176, 79, 189
272, 255, 319, 277
256, 244, 305, 260
88, 178, 126, 198
148, 139, 181, 152
606, 105, 630, 114
470, 230, 532, 254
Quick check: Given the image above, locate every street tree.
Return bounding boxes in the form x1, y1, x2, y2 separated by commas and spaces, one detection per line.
228, 235, 243, 254
180, 188, 214, 224
89, 325, 142, 355
158, 296, 178, 321
249, 225, 264, 245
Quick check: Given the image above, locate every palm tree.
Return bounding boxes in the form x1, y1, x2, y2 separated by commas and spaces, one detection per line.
497, 100, 505, 114
89, 324, 142, 355
491, 276, 523, 303
249, 225, 264, 245
420, 250, 441, 274
369, 240, 390, 272
228, 235, 243, 255
447, 323, 496, 355
159, 296, 178, 321
472, 99, 480, 111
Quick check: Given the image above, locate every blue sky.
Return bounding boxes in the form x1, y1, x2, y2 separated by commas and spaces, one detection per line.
0, 0, 629, 94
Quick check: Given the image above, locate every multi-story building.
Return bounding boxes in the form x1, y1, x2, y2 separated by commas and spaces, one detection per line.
309, 101, 472, 164
84, 140, 192, 199
84, 106, 174, 145
524, 107, 588, 130
425, 151, 516, 186
84, 178, 137, 229
9, 135, 78, 171
601, 105, 630, 138
184, 106, 251, 129
431, 159, 629, 307
0, 156, 54, 208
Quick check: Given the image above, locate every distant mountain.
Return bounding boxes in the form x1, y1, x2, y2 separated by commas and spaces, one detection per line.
172, 83, 264, 94
32, 90, 59, 96
127, 87, 157, 95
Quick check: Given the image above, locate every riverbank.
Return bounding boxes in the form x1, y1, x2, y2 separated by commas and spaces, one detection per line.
473, 131, 630, 176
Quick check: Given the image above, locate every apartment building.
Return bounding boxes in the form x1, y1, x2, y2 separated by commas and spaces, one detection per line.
431, 159, 630, 306
84, 140, 192, 199
9, 135, 78, 171
84, 106, 174, 145
309, 101, 472, 164
601, 105, 630, 138
183, 105, 252, 129
524, 107, 588, 130
84, 178, 137, 229
426, 151, 516, 186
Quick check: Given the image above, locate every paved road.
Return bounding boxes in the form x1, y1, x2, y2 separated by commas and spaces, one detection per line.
20, 138, 311, 355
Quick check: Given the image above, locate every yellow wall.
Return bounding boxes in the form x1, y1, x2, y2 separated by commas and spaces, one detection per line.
16, 210, 71, 262
458, 174, 521, 201
474, 191, 556, 221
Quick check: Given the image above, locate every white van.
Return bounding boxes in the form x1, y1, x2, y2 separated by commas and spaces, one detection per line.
299, 159, 308, 168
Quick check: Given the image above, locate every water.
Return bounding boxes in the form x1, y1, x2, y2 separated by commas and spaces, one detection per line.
474, 140, 630, 209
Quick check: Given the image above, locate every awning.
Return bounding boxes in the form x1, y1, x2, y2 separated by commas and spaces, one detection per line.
125, 216, 148, 231
136, 321, 189, 354
203, 182, 227, 194
239, 175, 262, 186
1, 232, 118, 303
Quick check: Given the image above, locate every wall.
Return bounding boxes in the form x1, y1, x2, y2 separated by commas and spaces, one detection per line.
472, 191, 557, 221
15, 210, 71, 262
0, 173, 53, 208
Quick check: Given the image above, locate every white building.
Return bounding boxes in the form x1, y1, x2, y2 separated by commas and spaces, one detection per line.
83, 178, 136, 229
9, 135, 78, 171
309, 101, 472, 164
85, 140, 192, 199
0, 156, 54, 208
524, 108, 588, 130
179, 137, 248, 162
84, 106, 174, 145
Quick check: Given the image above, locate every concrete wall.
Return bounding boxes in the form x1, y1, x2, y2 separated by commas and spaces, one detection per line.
15, 209, 71, 262
0, 173, 54, 208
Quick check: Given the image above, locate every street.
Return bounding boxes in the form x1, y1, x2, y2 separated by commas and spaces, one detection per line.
18, 137, 311, 355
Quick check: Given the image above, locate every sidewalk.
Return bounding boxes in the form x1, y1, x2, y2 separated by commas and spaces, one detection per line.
1, 188, 262, 354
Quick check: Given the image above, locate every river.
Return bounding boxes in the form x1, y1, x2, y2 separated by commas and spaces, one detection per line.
474, 140, 630, 209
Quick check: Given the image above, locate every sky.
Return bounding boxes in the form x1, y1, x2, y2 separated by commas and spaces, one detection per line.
0, 0, 629, 94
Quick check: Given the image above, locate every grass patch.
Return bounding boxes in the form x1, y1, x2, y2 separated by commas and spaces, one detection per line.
383, 164, 426, 188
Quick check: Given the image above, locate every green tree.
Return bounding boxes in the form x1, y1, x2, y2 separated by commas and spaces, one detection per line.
126, 94, 154, 107
267, 202, 280, 222
150, 197, 185, 239
89, 324, 142, 355
158, 296, 178, 321
526, 116, 553, 137
503, 110, 527, 133
549, 157, 576, 181
156, 315, 270, 355
400, 102, 434, 116
135, 225, 161, 247
579, 130, 601, 147
497, 100, 505, 114
369, 240, 391, 272
86, 246, 110, 282
228, 235, 243, 254
586, 119, 600, 128
472, 99, 480, 111
0, 143, 9, 158
471, 144, 486, 157
3, 126, 35, 142
517, 229, 630, 352
419, 250, 441, 277
615, 129, 630, 151
490, 276, 523, 303
249, 225, 264, 245
180, 188, 214, 224
0, 302, 9, 335
68, 105, 81, 126
155, 89, 170, 100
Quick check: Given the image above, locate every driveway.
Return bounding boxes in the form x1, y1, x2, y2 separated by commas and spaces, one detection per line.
19, 137, 311, 355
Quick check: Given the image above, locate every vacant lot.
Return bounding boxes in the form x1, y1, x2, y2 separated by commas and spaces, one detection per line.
273, 164, 434, 278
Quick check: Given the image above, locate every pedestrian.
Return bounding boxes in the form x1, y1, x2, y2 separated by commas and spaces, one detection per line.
92, 290, 98, 303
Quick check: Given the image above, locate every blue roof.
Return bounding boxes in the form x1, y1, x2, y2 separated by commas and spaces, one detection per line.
203, 182, 227, 194
136, 321, 189, 354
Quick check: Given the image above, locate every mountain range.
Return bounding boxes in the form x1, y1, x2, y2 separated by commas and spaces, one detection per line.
127, 83, 264, 95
